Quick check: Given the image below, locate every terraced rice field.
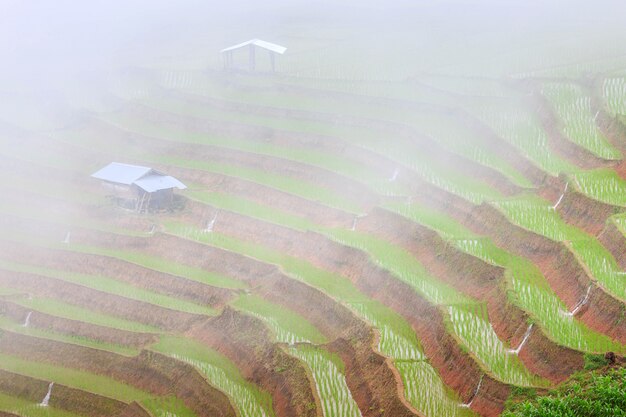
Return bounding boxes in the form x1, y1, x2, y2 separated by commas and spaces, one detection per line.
2, 2, 626, 417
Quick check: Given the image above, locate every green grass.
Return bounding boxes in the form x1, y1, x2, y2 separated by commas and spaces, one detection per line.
0, 392, 84, 417
289, 344, 361, 417
163, 222, 475, 416
186, 189, 317, 231
0, 316, 140, 356
573, 169, 626, 206
493, 195, 626, 301
0, 353, 150, 403
232, 293, 327, 345
152, 336, 275, 417
327, 229, 473, 306
542, 83, 621, 160
63, 242, 246, 290
468, 101, 580, 176
14, 297, 159, 334
0, 261, 216, 316
503, 367, 626, 417
142, 396, 199, 417
603, 77, 626, 116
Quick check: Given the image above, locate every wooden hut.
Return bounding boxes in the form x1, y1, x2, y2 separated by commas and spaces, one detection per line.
221, 39, 287, 72
91, 162, 186, 212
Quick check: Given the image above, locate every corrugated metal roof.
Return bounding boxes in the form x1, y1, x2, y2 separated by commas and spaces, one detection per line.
133, 175, 187, 193
91, 162, 153, 185
91, 162, 186, 192
221, 39, 287, 55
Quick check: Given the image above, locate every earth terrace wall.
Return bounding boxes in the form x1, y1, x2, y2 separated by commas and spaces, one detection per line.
159, 90, 524, 197
75, 229, 420, 417
97, 105, 378, 210
0, 369, 131, 417
538, 175, 623, 236
465, 203, 626, 344
170, 168, 355, 228
531, 89, 616, 169
189, 308, 319, 417
0, 331, 237, 417
385, 173, 626, 345
599, 220, 626, 269
44, 220, 421, 417
0, 242, 234, 308
0, 269, 205, 332
0, 300, 158, 348
209, 207, 583, 384
588, 78, 626, 156
185, 209, 511, 415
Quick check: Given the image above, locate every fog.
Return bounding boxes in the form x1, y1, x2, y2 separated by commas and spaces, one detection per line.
1, 1, 626, 416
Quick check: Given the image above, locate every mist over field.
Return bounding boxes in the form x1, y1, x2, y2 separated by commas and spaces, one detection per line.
0, 1, 626, 417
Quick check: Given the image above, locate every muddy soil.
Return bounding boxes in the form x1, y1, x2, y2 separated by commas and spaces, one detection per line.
0, 369, 129, 417
0, 300, 158, 348
0, 242, 234, 308
599, 221, 626, 269
531, 90, 616, 169
325, 329, 420, 417
157, 91, 525, 197
0, 268, 205, 332
0, 331, 237, 417
538, 175, 623, 236
189, 308, 318, 417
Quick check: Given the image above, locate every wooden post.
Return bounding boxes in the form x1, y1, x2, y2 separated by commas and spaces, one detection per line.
249, 44, 256, 71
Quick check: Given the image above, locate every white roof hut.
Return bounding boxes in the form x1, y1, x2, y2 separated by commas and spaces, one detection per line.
91, 162, 186, 212
221, 39, 287, 72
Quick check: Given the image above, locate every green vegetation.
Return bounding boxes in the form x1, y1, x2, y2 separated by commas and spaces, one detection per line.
0, 316, 139, 356
232, 293, 327, 344
0, 353, 150, 402
504, 367, 626, 417
573, 169, 626, 206
142, 396, 199, 417
153, 336, 275, 417
0, 261, 216, 316
542, 83, 621, 160
164, 223, 473, 416
289, 345, 362, 417
0, 392, 84, 417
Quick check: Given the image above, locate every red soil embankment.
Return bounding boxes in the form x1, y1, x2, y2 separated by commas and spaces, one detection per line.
518, 328, 584, 382
194, 210, 509, 414
0, 300, 157, 348
161, 90, 523, 198
532, 90, 616, 169
539, 175, 623, 236
0, 369, 129, 417
119, 402, 153, 417
189, 307, 318, 417
107, 229, 420, 417
174, 168, 355, 228
87, 115, 379, 210
255, 275, 419, 417
325, 330, 420, 417
599, 221, 626, 269
455, 108, 554, 187
587, 79, 626, 156
0, 268, 205, 332
0, 241, 234, 308
0, 331, 236, 417
203, 206, 581, 383
100, 104, 386, 207
465, 203, 626, 344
